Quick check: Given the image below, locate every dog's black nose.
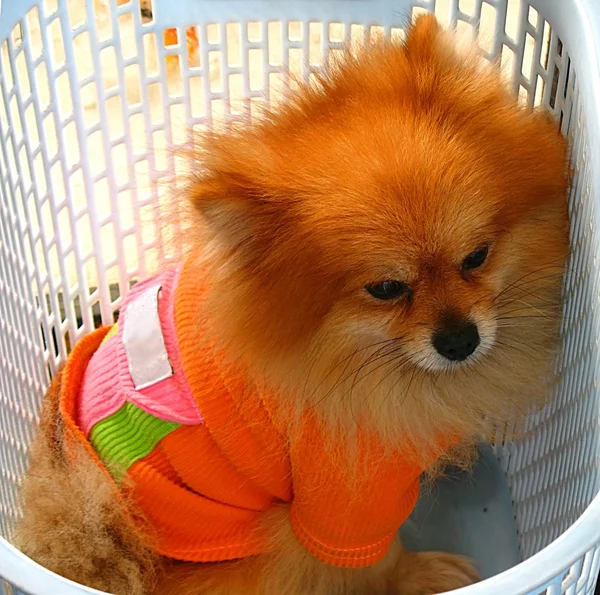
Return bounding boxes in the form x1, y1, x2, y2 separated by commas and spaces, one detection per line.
432, 321, 480, 361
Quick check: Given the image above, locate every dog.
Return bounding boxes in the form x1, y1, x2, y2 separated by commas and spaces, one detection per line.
14, 15, 569, 595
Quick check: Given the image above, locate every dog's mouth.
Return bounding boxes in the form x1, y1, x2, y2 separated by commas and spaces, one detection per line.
410, 349, 483, 374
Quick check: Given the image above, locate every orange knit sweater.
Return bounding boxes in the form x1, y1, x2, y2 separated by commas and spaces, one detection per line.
59, 258, 433, 568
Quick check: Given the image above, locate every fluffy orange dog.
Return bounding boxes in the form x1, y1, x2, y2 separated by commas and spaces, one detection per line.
15, 15, 569, 595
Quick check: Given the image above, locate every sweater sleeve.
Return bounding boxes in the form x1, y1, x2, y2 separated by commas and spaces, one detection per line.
288, 421, 424, 568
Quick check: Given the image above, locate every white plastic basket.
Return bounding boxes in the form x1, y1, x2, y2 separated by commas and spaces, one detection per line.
0, 0, 598, 594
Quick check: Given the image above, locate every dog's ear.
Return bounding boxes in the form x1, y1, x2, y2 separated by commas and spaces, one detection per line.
404, 13, 475, 75
188, 169, 270, 246
187, 131, 296, 253
403, 14, 443, 63
188, 127, 303, 248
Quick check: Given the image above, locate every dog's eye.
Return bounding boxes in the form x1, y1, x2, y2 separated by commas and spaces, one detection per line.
365, 280, 410, 301
462, 245, 489, 271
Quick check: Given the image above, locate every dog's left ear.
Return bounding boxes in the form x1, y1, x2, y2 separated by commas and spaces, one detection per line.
403, 13, 476, 73
403, 14, 444, 63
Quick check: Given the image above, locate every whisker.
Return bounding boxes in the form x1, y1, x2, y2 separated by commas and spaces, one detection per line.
496, 323, 557, 337
496, 314, 557, 321
348, 346, 408, 390
493, 266, 569, 306
307, 339, 412, 410
395, 364, 425, 410
304, 338, 399, 401
494, 339, 536, 361
356, 352, 413, 407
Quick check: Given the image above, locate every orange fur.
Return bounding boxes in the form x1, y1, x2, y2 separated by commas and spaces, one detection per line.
16, 15, 569, 595
14, 370, 159, 595
188, 15, 569, 454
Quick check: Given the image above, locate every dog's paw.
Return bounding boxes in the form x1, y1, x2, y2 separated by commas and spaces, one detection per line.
395, 551, 480, 595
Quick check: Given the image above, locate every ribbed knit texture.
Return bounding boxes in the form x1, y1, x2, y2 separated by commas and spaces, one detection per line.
59, 326, 126, 494
58, 258, 454, 567
89, 402, 180, 478
77, 267, 203, 437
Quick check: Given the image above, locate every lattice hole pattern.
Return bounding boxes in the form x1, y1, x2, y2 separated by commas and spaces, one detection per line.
0, 1, 598, 594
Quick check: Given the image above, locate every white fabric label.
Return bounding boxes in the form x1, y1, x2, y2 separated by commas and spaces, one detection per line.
123, 284, 173, 390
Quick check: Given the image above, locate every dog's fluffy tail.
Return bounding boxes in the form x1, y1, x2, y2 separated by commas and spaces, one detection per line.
13, 371, 159, 595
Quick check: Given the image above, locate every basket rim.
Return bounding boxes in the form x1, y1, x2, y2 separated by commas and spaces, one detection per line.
0, 490, 599, 594
0, 0, 598, 593
447, 489, 600, 595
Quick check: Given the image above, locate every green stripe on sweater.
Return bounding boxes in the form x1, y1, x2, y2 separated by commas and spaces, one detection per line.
90, 402, 179, 478
100, 321, 119, 346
